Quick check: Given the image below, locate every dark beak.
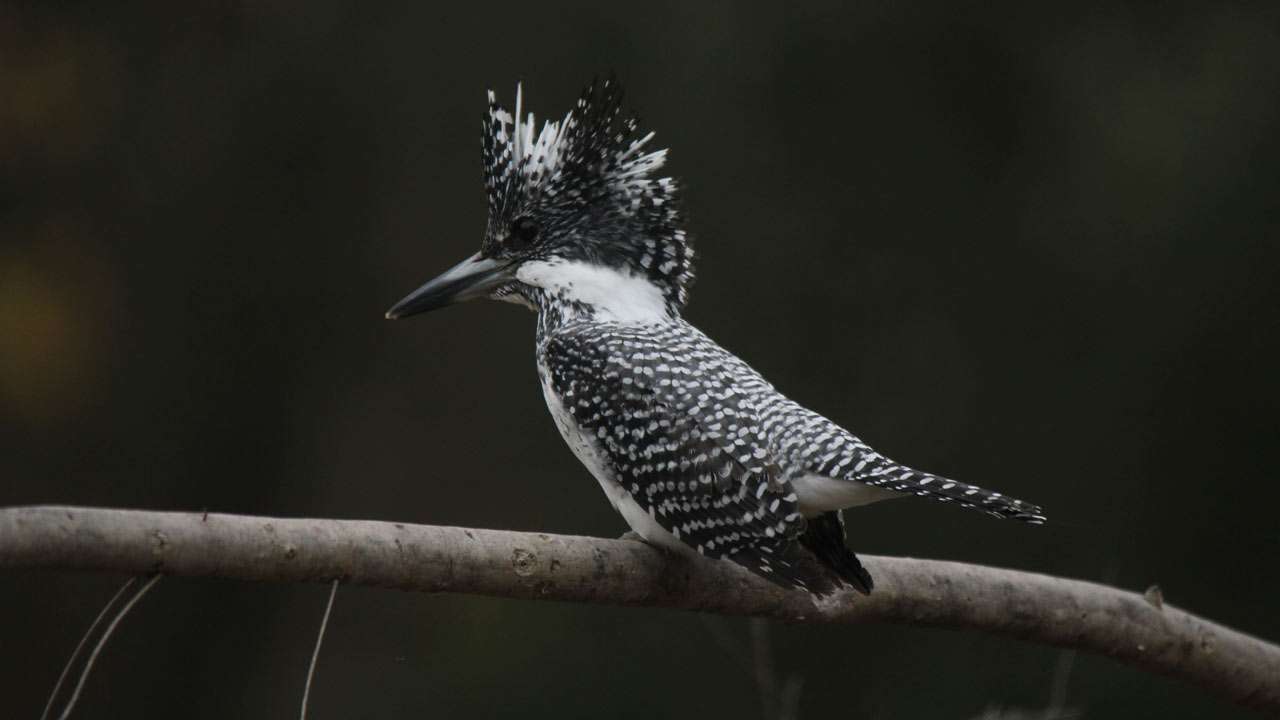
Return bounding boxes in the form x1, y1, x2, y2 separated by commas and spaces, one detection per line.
385, 252, 511, 319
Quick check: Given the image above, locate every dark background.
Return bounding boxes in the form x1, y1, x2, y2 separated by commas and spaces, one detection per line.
3, 2, 1278, 717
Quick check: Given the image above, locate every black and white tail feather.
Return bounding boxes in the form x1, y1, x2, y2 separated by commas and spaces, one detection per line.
832, 454, 1047, 524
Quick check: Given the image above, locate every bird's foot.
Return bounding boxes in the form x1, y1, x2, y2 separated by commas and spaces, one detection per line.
618, 530, 679, 558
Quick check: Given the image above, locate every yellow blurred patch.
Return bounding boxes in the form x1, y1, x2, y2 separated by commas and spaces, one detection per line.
0, 17, 120, 165
0, 220, 118, 423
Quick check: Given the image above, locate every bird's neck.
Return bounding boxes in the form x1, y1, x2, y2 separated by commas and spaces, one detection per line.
511, 259, 680, 335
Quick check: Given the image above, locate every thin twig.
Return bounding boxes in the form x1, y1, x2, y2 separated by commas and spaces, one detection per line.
778, 674, 805, 720
300, 579, 339, 720
697, 614, 754, 677
750, 618, 779, 720
40, 577, 138, 720
56, 573, 161, 720
1045, 649, 1077, 718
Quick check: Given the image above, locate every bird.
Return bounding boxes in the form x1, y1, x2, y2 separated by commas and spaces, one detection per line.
386, 78, 1045, 595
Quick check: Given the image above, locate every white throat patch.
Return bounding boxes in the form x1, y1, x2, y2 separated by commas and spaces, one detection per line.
516, 259, 670, 323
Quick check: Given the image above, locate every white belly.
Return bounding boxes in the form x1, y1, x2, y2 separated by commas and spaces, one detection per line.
792, 472, 901, 516
538, 364, 688, 553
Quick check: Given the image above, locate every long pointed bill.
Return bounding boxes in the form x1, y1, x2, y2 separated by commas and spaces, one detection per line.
385, 252, 511, 319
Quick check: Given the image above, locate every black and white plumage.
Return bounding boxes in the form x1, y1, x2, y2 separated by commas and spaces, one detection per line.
388, 79, 1045, 595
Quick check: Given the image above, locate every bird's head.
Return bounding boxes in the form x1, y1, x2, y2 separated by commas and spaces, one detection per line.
386, 78, 693, 324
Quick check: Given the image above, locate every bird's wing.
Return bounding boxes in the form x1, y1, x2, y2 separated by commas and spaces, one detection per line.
781, 404, 1046, 522
543, 323, 831, 591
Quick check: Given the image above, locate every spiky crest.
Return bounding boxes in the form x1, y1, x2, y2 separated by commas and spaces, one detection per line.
481, 78, 695, 311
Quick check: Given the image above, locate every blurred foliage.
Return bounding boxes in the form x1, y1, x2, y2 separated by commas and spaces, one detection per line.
2, 1, 1278, 718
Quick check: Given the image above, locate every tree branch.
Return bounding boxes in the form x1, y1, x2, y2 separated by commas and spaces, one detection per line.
2, 505, 1277, 714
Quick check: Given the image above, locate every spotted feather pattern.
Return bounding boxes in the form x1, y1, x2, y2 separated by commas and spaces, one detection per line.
541, 321, 814, 582
539, 317, 1044, 591
771, 404, 1048, 523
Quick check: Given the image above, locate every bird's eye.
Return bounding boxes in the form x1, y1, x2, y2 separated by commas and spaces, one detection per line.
508, 217, 540, 251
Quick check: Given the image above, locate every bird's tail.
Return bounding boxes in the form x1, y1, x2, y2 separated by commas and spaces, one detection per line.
797, 510, 873, 593
857, 458, 1046, 523
729, 547, 836, 596
915, 471, 1046, 523
729, 511, 873, 597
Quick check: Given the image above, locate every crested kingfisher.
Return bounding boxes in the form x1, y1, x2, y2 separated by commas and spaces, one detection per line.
387, 79, 1045, 594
